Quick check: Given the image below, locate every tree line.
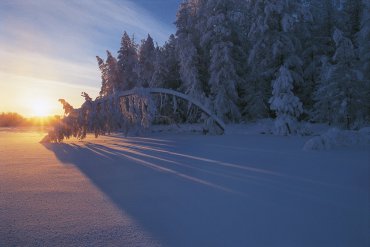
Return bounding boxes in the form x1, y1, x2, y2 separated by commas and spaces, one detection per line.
0, 112, 61, 127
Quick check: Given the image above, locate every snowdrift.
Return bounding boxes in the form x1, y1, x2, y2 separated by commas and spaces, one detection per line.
303, 127, 370, 150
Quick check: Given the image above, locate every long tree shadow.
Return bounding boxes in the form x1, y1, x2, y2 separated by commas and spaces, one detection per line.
43, 136, 367, 247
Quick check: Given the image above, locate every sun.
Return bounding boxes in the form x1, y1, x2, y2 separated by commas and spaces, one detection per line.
30, 99, 52, 117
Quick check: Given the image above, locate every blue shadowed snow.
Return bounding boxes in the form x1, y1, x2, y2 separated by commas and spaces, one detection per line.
41, 130, 369, 247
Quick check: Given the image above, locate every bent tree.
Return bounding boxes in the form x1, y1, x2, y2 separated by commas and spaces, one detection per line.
43, 87, 226, 143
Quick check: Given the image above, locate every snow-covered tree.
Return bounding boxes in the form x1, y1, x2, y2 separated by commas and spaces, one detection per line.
245, 0, 305, 120
208, 41, 241, 121
314, 29, 366, 128
117, 31, 139, 91
358, 0, 370, 121
243, 0, 271, 119
46, 90, 158, 142
269, 66, 303, 135
151, 46, 166, 88
151, 34, 181, 89
311, 56, 333, 124
341, 0, 363, 42
105, 50, 119, 94
150, 36, 183, 123
175, 0, 206, 100
198, 0, 246, 121
138, 34, 156, 88
96, 56, 108, 97
359, 0, 370, 81
300, 0, 332, 111
96, 51, 119, 96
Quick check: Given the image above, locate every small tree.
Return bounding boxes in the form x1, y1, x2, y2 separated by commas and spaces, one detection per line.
269, 66, 303, 135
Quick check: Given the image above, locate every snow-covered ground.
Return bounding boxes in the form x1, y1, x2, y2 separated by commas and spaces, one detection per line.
0, 125, 369, 247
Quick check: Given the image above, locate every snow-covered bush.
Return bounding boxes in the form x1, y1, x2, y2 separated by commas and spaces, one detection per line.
303, 128, 370, 150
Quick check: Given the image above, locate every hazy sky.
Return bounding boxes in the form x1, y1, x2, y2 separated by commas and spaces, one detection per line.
0, 0, 181, 116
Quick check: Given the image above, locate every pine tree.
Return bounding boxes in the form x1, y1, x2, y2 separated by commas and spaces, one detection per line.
200, 0, 244, 121
341, 0, 363, 42
96, 51, 119, 96
359, 0, 370, 79
117, 31, 139, 91
270, 66, 303, 135
358, 0, 370, 121
300, 0, 334, 113
163, 34, 182, 89
357, 0, 370, 123
314, 29, 366, 128
96, 56, 108, 97
105, 50, 119, 94
247, 0, 305, 121
138, 34, 156, 88
312, 56, 334, 124
175, 0, 206, 100
151, 34, 181, 89
151, 46, 166, 88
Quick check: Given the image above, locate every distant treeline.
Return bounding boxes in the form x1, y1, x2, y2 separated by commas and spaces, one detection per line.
0, 112, 61, 127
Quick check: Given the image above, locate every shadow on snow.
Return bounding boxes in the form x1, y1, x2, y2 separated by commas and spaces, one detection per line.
42, 136, 367, 247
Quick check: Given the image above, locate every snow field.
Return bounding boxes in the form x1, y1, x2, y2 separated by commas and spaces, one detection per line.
1, 126, 369, 246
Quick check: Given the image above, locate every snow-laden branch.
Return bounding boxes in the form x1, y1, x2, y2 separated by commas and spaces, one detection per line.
115, 87, 226, 132
43, 87, 225, 143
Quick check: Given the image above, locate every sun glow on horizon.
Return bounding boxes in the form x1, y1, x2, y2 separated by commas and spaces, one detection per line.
30, 99, 53, 117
